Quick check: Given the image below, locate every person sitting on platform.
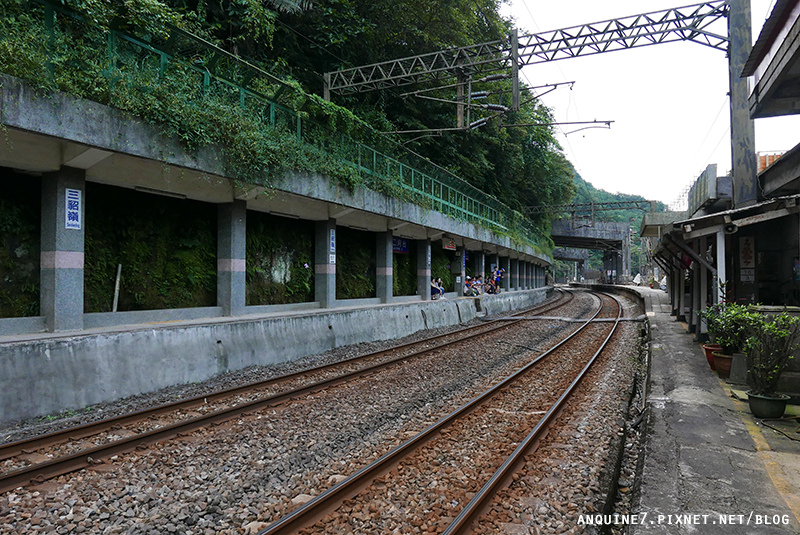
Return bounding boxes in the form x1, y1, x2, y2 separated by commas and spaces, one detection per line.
431, 277, 443, 300
473, 275, 484, 294
484, 275, 497, 294
464, 276, 478, 296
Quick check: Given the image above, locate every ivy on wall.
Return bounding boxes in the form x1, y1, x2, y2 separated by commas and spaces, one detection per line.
84, 184, 217, 312
0, 172, 40, 317
246, 211, 314, 305
392, 239, 417, 297
336, 226, 376, 300
431, 244, 455, 292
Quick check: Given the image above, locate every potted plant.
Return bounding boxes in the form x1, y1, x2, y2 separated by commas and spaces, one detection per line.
742, 311, 800, 418
704, 303, 752, 378
698, 303, 723, 370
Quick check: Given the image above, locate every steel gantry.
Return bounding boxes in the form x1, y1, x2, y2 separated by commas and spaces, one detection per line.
322, 0, 757, 208
323, 1, 729, 101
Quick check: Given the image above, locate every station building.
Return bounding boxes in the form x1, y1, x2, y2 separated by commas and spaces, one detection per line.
0, 3, 554, 424
641, 0, 800, 395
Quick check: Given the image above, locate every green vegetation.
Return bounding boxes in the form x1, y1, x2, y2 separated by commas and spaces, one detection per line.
335, 226, 375, 299
246, 212, 315, 304
0, 175, 40, 318
0, 0, 573, 253
431, 246, 456, 292
392, 240, 418, 297
84, 184, 217, 312
551, 169, 669, 277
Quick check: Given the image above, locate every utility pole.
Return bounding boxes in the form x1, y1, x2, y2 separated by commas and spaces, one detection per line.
728, 0, 757, 207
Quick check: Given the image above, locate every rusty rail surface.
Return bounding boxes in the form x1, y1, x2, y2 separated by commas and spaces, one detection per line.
258, 290, 615, 535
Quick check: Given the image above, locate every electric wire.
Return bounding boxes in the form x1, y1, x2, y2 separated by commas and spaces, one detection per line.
690, 94, 730, 167
516, 1, 585, 173
275, 19, 350, 65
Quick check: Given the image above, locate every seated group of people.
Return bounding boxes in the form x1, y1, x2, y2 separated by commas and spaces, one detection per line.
431, 268, 504, 299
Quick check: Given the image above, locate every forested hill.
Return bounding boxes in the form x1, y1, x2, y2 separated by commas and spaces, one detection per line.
569, 169, 668, 229
2, 0, 579, 245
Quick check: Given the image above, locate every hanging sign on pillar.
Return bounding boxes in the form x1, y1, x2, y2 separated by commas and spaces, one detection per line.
739, 236, 754, 281
329, 228, 336, 264
65, 189, 82, 230
392, 237, 409, 253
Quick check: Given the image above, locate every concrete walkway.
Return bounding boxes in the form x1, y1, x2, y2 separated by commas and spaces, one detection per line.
630, 287, 800, 534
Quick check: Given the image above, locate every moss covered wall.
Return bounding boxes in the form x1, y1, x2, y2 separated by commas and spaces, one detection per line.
336, 226, 376, 300
84, 183, 217, 312
392, 239, 417, 297
431, 243, 456, 292
0, 169, 40, 317
1, 170, 477, 319
246, 212, 314, 305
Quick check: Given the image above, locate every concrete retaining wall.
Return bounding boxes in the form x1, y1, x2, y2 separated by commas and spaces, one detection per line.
0, 288, 550, 424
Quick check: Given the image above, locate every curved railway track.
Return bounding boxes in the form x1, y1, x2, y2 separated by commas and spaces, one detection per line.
1, 290, 579, 494
258, 291, 623, 534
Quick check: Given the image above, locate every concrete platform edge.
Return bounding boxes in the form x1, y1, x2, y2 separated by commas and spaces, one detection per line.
0, 289, 549, 425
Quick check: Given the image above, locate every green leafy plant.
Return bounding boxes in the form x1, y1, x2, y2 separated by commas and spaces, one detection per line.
246, 212, 314, 305
699, 302, 754, 355
743, 311, 800, 396
335, 227, 376, 299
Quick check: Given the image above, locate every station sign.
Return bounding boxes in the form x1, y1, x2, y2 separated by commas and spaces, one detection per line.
65, 188, 81, 230
442, 237, 456, 251
392, 237, 409, 253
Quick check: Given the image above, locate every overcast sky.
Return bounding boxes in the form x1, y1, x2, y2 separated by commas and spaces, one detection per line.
501, 0, 800, 207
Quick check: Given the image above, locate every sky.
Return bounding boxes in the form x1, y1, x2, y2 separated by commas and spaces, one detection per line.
501, 0, 800, 208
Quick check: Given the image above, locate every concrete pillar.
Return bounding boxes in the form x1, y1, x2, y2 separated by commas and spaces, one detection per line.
473, 251, 485, 283
691, 255, 701, 334
728, 0, 757, 207
522, 261, 528, 289
669, 267, 678, 316
698, 236, 709, 339
716, 230, 727, 304
511, 259, 519, 290
376, 231, 393, 303
489, 253, 499, 275
40, 167, 85, 332
624, 232, 632, 278
315, 219, 336, 307
455, 246, 466, 297
417, 239, 431, 300
678, 268, 687, 322
217, 200, 246, 317
501, 256, 511, 292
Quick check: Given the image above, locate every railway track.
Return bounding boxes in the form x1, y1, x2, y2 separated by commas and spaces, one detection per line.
1, 290, 578, 494
258, 291, 623, 534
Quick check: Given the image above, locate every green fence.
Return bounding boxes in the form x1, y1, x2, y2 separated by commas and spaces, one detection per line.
10, 0, 546, 251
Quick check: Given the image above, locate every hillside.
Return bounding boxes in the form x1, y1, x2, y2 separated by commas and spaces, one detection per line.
552, 169, 668, 278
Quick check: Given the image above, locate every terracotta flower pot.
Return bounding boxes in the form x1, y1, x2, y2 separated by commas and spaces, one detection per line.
746, 392, 790, 419
701, 343, 721, 371
712, 351, 733, 379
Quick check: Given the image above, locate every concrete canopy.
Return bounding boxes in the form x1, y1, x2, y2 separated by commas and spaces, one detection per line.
743, 0, 800, 118
550, 219, 629, 251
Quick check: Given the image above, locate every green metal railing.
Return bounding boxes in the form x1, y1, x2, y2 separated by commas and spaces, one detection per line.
15, 0, 546, 250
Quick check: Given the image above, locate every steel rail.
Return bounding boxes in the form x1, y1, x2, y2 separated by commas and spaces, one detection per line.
257, 291, 607, 535
0, 290, 570, 463
442, 292, 623, 534
0, 291, 574, 493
